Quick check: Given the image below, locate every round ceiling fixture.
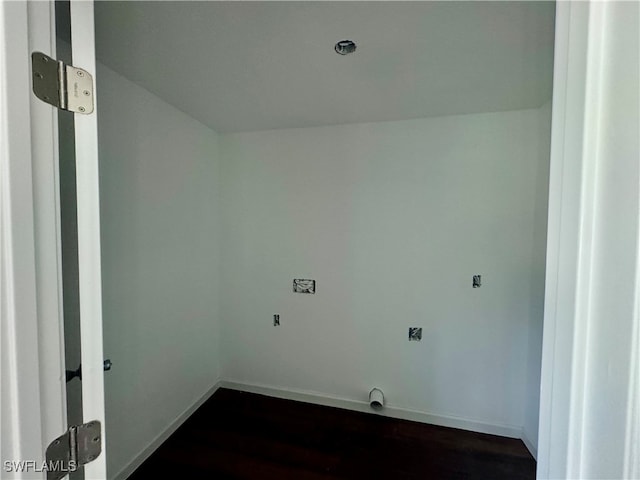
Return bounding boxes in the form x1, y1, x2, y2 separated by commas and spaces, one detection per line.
335, 40, 357, 55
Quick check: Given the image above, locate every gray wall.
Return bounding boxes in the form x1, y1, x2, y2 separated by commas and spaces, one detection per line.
93, 68, 550, 477
219, 107, 550, 437
96, 64, 222, 478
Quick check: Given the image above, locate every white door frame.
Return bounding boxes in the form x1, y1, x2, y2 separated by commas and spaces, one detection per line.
1, 0, 106, 478
537, 2, 600, 476
1, 1, 52, 475
1, 1, 637, 479
538, 1, 639, 478
69, 1, 107, 477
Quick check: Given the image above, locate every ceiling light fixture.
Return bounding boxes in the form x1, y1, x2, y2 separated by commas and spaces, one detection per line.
334, 40, 357, 55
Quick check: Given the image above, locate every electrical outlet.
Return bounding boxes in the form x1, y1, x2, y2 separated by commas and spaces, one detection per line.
473, 275, 482, 288
408, 327, 422, 341
293, 279, 315, 294
273, 314, 280, 326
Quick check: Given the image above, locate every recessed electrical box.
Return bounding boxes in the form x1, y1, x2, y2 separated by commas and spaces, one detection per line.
293, 279, 315, 294
273, 314, 280, 326
408, 327, 422, 341
334, 40, 357, 55
473, 275, 482, 288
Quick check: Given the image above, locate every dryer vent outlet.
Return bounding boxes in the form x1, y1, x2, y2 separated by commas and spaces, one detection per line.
369, 388, 385, 410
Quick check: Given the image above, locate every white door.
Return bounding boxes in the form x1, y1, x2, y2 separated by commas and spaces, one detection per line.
1, 1, 106, 478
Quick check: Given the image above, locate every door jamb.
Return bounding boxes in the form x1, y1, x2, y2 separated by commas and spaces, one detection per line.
538, 1, 640, 478
0, 0, 65, 472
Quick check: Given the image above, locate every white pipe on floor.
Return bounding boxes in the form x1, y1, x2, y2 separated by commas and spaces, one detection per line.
369, 388, 384, 410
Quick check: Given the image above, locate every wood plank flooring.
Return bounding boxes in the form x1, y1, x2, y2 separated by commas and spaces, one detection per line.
128, 388, 536, 479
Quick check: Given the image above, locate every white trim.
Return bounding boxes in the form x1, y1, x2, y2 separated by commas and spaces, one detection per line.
27, 0, 68, 449
113, 383, 221, 480
621, 3, 640, 474
0, 1, 47, 476
537, 2, 595, 478
564, 1, 607, 476
221, 381, 522, 439
520, 430, 537, 461
538, 1, 640, 478
69, 1, 108, 478
625, 232, 640, 478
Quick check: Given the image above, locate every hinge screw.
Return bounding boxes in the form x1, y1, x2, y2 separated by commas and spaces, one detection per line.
77, 70, 84, 77
83, 90, 90, 96
78, 106, 86, 113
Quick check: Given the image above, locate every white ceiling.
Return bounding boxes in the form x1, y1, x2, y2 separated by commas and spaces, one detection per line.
94, 1, 555, 133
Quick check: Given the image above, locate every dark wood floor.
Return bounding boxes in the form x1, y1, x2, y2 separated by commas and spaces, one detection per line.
129, 388, 535, 479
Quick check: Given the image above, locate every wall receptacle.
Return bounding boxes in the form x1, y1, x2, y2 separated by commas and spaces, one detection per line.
408, 327, 422, 341
273, 314, 280, 326
293, 279, 315, 294
473, 275, 482, 288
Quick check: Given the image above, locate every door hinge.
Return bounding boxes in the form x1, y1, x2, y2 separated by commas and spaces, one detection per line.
45, 421, 102, 480
31, 52, 94, 114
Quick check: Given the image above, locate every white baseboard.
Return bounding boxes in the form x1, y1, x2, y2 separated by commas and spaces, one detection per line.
220, 380, 522, 439
113, 382, 221, 480
520, 429, 538, 460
